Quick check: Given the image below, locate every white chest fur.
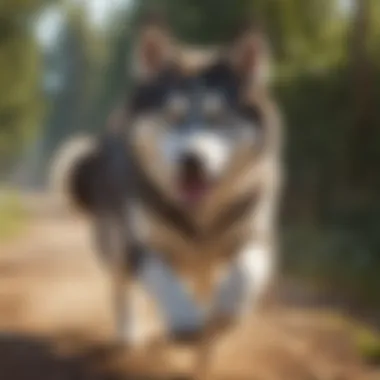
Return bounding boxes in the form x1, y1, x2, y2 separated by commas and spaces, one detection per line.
125, 199, 275, 344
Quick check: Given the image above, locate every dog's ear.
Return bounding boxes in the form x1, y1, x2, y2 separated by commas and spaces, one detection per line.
227, 21, 271, 88
133, 12, 174, 80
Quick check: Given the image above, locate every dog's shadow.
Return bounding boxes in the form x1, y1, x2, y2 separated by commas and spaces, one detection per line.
0, 333, 195, 380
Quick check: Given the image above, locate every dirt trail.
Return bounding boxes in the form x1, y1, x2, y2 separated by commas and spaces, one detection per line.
0, 194, 379, 380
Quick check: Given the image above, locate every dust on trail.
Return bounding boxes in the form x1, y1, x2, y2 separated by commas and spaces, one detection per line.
0, 194, 378, 380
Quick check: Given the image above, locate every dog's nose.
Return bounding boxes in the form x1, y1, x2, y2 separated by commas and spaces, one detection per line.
179, 152, 203, 175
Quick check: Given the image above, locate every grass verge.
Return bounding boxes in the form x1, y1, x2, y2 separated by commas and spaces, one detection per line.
0, 189, 28, 242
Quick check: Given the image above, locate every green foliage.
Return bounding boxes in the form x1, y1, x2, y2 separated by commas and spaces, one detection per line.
37, 2, 118, 181
0, 0, 47, 14
138, 0, 255, 45
86, 10, 134, 133
138, 0, 347, 68
353, 323, 380, 365
0, 0, 44, 173
0, 189, 27, 241
282, 223, 380, 305
39, 1, 132, 170
64, 3, 115, 121
368, 0, 380, 59
312, 312, 380, 364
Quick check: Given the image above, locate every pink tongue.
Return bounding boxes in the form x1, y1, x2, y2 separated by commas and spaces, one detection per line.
181, 181, 208, 203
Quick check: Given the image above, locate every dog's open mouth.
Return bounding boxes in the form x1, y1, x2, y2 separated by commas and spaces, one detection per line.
178, 172, 211, 205
177, 154, 213, 205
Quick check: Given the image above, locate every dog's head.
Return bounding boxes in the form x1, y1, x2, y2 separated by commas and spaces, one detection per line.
128, 17, 272, 207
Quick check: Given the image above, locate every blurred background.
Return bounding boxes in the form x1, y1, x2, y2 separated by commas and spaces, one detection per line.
0, 0, 380, 379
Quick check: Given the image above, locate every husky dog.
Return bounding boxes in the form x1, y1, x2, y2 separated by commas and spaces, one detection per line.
51, 16, 283, 378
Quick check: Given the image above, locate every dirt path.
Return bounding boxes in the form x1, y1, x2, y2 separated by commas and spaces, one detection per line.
0, 195, 379, 380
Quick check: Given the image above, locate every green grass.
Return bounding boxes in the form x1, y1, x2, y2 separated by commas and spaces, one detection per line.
351, 322, 380, 365
316, 310, 380, 365
0, 189, 28, 242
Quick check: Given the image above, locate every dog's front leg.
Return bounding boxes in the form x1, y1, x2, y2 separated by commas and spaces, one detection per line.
109, 218, 130, 346
214, 240, 274, 318
137, 251, 204, 338
115, 241, 154, 348
194, 240, 274, 379
114, 245, 205, 351
93, 212, 132, 345
104, 210, 144, 348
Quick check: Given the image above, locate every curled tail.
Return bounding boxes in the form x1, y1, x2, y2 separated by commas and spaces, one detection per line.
49, 134, 99, 215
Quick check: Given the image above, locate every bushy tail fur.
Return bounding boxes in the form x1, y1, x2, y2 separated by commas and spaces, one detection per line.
49, 134, 99, 215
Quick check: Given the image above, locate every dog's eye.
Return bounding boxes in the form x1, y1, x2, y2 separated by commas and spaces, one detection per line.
165, 94, 189, 123
203, 93, 224, 122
